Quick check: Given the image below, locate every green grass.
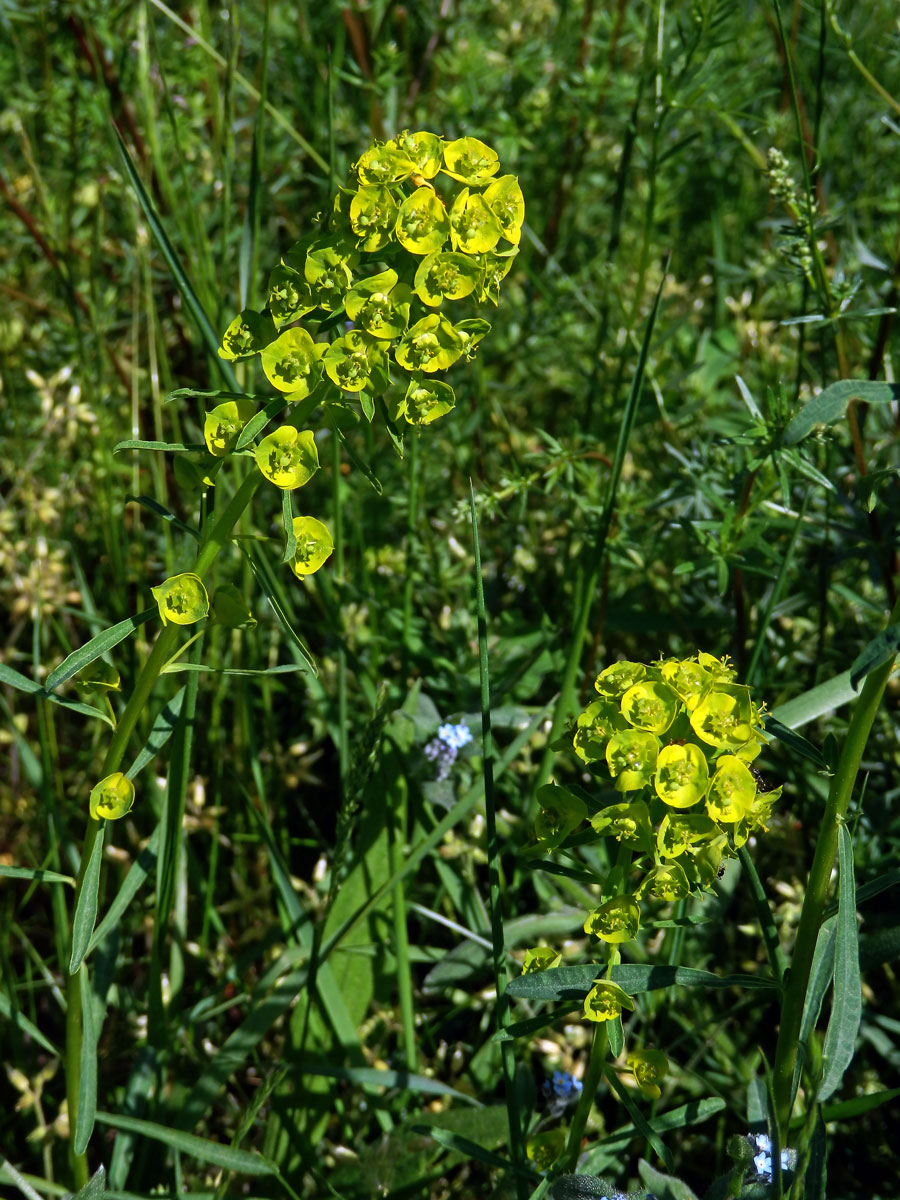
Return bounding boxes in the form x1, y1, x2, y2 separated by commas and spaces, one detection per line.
2, 2, 900, 1198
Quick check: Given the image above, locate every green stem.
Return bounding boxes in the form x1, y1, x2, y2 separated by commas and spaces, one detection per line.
562, 1021, 609, 1172
771, 592, 900, 1131
65, 467, 261, 1181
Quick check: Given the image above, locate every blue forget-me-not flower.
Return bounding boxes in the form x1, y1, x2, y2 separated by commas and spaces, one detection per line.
424, 722, 473, 780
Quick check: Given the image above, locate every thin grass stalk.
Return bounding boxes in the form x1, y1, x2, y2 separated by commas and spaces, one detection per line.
389, 780, 417, 1072
469, 481, 525, 1193
771, 590, 900, 1133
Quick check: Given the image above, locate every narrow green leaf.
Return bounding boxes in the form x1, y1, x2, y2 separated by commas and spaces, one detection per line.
69, 825, 106, 974
301, 1058, 483, 1106
241, 544, 317, 676
126, 689, 186, 780
125, 494, 201, 541
0, 663, 41, 694
605, 1066, 673, 1170
849, 623, 900, 691
0, 866, 74, 885
586, 1099, 726, 1158
804, 1113, 827, 1200
89, 829, 160, 955
0, 990, 61, 1057
799, 917, 836, 1047
823, 1084, 900, 1121
281, 490, 297, 564
410, 1124, 531, 1179
94, 1111, 274, 1176
769, 669, 876, 729
167, 387, 259, 401
492, 1003, 580, 1043
234, 395, 288, 450
818, 824, 861, 1102
637, 1159, 699, 1200
160, 663, 308, 677
113, 124, 239, 390
113, 438, 205, 453
45, 610, 156, 692
506, 964, 777, 1001
762, 715, 826, 768
72, 1165, 106, 1200
783, 379, 900, 445
607, 1014, 624, 1059
74, 965, 98, 1155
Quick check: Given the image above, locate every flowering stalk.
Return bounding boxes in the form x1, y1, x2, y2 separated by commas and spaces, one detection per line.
771, 592, 900, 1132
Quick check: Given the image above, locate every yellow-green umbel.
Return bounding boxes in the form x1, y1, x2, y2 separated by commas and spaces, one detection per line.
635, 861, 692, 902
218, 308, 276, 360
151, 572, 209, 626
414, 250, 481, 306
349, 185, 399, 252
521, 946, 562, 974
654, 742, 709, 809
583, 980, 635, 1023
304, 244, 354, 310
204, 399, 258, 456
476, 249, 519, 305
621, 680, 679, 735
573, 696, 627, 763
659, 656, 710, 711
526, 1130, 566, 1172
449, 188, 502, 255
595, 660, 647, 697
583, 895, 640, 944
656, 812, 720, 859
267, 263, 315, 327
706, 754, 757, 822
260, 328, 326, 397
690, 684, 756, 750
288, 516, 334, 579
442, 136, 500, 185
344, 269, 411, 339
483, 174, 525, 244
324, 331, 386, 393
396, 377, 456, 426
590, 800, 653, 852
355, 142, 415, 186
388, 129, 443, 179
395, 188, 450, 254
627, 1049, 669, 1099
605, 728, 659, 792
395, 314, 465, 373
255, 427, 319, 490
89, 772, 135, 821
533, 784, 587, 850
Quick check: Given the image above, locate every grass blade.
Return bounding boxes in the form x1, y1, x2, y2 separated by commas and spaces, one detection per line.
94, 1112, 274, 1176
818, 823, 861, 1102
73, 965, 98, 1155
0, 866, 74, 886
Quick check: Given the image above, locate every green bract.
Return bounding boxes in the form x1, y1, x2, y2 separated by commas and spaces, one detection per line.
395, 313, 464, 373
621, 680, 678, 734
657, 812, 720, 859
267, 263, 315, 328
255, 426, 319, 489
151, 572, 209, 626
396, 377, 456, 426
456, 318, 492, 359
706, 754, 757, 822
395, 188, 450, 255
583, 980, 635, 1023
590, 800, 653, 851
349, 185, 399, 252
526, 1130, 566, 1172
476, 249, 519, 305
355, 142, 415, 186
260, 328, 326, 397
442, 136, 500, 185
627, 1049, 669, 1099
324, 330, 387, 393
344, 270, 411, 339
659, 657, 710, 711
533, 784, 587, 850
521, 946, 562, 974
304, 243, 354, 310
606, 728, 659, 792
218, 308, 276, 360
212, 584, 256, 628
635, 861, 692, 902
204, 399, 257, 456
595, 660, 647, 697
89, 772, 135, 821
388, 130, 443, 179
483, 174, 525, 244
288, 516, 334, 579
449, 188, 502, 254
584, 895, 640, 943
573, 697, 627, 762
690, 685, 755, 750
414, 251, 481, 307
654, 742, 709, 809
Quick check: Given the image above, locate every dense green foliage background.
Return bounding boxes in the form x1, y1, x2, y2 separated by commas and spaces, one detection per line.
2, 1, 899, 1197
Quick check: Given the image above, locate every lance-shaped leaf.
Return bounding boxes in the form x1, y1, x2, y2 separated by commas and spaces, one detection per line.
254, 426, 319, 489
344, 269, 411, 339
151, 573, 209, 626
442, 136, 500, 185
449, 187, 502, 254
288, 516, 334, 579
349, 186, 399, 252
414, 251, 481, 307
484, 173, 525, 244
395, 313, 465, 373
260, 328, 326, 397
218, 308, 276, 360
89, 772, 135, 821
395, 188, 450, 255
395, 376, 456, 425
204, 398, 258, 456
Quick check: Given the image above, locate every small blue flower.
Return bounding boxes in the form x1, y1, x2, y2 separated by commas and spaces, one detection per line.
438, 722, 473, 751
424, 722, 473, 780
749, 1132, 792, 1182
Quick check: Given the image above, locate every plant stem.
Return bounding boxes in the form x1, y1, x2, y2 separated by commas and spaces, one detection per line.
64, 467, 261, 1182
562, 1021, 609, 1172
771, 591, 900, 1132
